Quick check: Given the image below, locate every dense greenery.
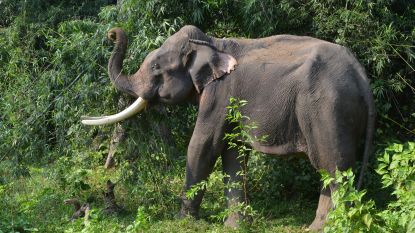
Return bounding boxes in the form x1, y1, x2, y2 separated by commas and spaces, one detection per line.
0, 0, 414, 232
322, 142, 415, 232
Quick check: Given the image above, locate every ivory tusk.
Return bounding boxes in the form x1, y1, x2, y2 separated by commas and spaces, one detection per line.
81, 97, 147, 125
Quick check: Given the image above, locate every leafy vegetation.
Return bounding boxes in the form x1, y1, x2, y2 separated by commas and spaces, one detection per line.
322, 142, 415, 233
0, 0, 414, 232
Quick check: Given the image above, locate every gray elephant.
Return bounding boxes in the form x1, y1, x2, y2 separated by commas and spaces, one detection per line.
82, 25, 375, 231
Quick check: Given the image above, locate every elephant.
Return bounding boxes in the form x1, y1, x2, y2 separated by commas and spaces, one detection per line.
81, 25, 375, 231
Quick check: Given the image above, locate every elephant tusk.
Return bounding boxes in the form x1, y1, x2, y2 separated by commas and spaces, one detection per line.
81, 97, 148, 125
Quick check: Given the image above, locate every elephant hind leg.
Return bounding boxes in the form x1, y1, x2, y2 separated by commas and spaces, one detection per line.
306, 141, 356, 231
301, 118, 358, 231
308, 187, 332, 231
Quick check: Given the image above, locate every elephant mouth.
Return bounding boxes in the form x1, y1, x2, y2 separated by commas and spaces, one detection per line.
81, 97, 148, 125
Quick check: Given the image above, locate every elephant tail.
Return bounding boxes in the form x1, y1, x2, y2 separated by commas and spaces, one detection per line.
356, 81, 376, 190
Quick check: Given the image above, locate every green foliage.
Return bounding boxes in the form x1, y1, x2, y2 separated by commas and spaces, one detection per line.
126, 207, 151, 232
0, 0, 114, 174
239, 0, 311, 36
322, 141, 415, 232
185, 168, 230, 222
321, 169, 379, 232
0, 0, 414, 232
224, 97, 266, 156
376, 142, 415, 232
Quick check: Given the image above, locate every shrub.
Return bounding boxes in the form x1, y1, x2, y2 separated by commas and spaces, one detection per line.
323, 141, 415, 232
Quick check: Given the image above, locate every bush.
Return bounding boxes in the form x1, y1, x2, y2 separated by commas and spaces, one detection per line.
323, 141, 415, 232
0, 0, 414, 232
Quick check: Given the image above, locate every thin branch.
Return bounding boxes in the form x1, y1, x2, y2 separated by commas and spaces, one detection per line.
397, 73, 415, 94
382, 115, 415, 135
390, 45, 415, 72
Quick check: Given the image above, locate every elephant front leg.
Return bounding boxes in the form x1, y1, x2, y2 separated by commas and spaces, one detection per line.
179, 133, 223, 219
222, 148, 248, 228
179, 85, 229, 220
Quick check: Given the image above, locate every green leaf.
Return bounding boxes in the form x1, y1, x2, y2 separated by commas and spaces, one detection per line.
393, 143, 403, 153
363, 213, 373, 229
383, 152, 390, 164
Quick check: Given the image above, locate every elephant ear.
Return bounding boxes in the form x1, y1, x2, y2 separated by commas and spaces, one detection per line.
187, 39, 237, 93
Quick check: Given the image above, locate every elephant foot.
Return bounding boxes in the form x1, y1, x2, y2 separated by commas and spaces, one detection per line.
224, 213, 243, 229
178, 203, 199, 219
308, 188, 332, 232
224, 212, 247, 229
307, 217, 325, 232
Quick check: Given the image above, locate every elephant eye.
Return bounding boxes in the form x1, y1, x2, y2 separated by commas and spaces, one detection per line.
151, 63, 160, 71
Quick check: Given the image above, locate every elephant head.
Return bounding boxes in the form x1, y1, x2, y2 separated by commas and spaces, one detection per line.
82, 25, 237, 125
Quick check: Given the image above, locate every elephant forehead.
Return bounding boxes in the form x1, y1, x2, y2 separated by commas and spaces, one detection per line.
163, 31, 188, 45
162, 37, 192, 55
143, 50, 158, 64
153, 49, 182, 64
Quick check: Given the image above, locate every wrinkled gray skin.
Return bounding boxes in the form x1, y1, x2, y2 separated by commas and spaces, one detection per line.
106, 25, 375, 231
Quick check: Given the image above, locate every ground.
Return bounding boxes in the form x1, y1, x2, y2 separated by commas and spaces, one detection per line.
1, 163, 318, 232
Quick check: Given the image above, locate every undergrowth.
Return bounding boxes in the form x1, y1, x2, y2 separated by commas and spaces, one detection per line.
322, 142, 415, 233
0, 0, 414, 232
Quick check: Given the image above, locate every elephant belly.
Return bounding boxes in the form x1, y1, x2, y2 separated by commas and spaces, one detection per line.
239, 97, 308, 157
230, 63, 306, 156
246, 116, 308, 157
252, 142, 308, 158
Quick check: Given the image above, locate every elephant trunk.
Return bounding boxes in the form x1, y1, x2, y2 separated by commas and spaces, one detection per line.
81, 28, 148, 126
107, 27, 135, 96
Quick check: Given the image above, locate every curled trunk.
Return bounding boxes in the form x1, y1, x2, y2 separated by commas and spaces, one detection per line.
107, 28, 135, 96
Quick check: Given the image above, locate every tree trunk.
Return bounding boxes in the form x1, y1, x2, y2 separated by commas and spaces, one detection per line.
105, 123, 126, 169
103, 180, 123, 214
104, 97, 128, 169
